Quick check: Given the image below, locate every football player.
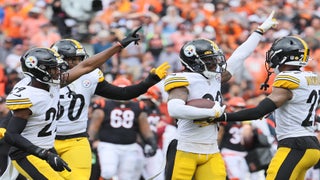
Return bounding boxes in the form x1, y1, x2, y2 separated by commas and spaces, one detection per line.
87, 77, 157, 180
51, 37, 169, 179
3, 27, 142, 179
138, 85, 166, 180
163, 11, 278, 180
214, 36, 320, 180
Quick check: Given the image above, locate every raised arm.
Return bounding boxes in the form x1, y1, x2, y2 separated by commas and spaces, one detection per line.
226, 10, 278, 77
62, 26, 142, 85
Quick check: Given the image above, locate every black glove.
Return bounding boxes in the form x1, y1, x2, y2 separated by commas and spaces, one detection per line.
35, 148, 71, 172
144, 137, 157, 157
118, 26, 142, 48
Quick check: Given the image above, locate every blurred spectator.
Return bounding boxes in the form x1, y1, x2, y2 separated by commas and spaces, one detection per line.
50, 0, 73, 38
146, 33, 164, 62
156, 43, 182, 73
5, 44, 24, 76
169, 23, 195, 53
2, 1, 26, 45
92, 30, 115, 74
0, 37, 13, 66
160, 5, 184, 36
4, 70, 20, 95
29, 22, 61, 47
19, 6, 49, 42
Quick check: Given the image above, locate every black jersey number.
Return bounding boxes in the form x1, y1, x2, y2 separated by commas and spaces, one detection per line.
68, 94, 85, 121
202, 91, 222, 102
302, 90, 320, 127
110, 109, 135, 128
38, 107, 57, 137
59, 93, 85, 121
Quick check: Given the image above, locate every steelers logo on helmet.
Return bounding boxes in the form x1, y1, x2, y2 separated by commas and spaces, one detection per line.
183, 45, 196, 57
25, 56, 38, 69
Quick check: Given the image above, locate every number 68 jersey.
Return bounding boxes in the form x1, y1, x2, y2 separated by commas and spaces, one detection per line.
6, 77, 60, 149
272, 71, 320, 141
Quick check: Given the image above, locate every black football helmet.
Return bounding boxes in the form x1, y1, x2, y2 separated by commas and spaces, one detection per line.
51, 39, 88, 62
20, 47, 66, 84
266, 36, 309, 68
179, 38, 226, 78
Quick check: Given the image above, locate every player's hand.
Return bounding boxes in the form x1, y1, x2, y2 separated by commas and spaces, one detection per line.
150, 62, 171, 79
211, 101, 226, 118
257, 10, 278, 33
118, 26, 142, 48
0, 128, 6, 139
144, 144, 157, 157
36, 148, 71, 172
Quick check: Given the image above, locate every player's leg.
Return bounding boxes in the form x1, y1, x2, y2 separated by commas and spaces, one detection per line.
266, 147, 320, 180
195, 153, 227, 180
170, 150, 198, 180
12, 155, 65, 180
118, 143, 144, 180
97, 142, 119, 179
55, 137, 92, 180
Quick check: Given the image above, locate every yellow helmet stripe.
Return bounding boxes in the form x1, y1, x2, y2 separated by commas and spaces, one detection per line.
294, 36, 309, 63
65, 39, 83, 49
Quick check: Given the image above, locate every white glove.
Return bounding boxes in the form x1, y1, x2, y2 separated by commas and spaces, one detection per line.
257, 10, 278, 33
211, 101, 226, 118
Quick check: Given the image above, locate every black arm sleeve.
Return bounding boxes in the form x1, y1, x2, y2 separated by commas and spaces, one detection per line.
0, 111, 12, 128
95, 73, 161, 100
4, 116, 40, 155
225, 98, 277, 122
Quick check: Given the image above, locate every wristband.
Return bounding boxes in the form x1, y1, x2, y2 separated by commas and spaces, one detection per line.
254, 28, 264, 35
117, 41, 124, 48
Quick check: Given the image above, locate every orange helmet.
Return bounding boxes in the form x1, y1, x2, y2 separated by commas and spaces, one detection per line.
139, 85, 161, 105
227, 96, 246, 112
112, 77, 132, 87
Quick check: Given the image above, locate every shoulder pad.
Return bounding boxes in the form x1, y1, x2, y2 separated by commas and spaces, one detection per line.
6, 98, 32, 110
164, 74, 189, 92
273, 74, 299, 90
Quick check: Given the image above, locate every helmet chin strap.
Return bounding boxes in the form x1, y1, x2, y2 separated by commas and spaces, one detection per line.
202, 70, 217, 79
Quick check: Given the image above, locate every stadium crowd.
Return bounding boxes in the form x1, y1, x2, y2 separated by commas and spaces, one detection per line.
0, 0, 320, 180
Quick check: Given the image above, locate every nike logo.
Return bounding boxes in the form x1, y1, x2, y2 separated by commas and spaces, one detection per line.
13, 94, 21, 97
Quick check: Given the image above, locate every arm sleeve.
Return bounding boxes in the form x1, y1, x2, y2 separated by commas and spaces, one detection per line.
4, 116, 40, 154
0, 111, 12, 128
95, 73, 161, 100
167, 99, 216, 120
225, 98, 277, 122
227, 32, 262, 76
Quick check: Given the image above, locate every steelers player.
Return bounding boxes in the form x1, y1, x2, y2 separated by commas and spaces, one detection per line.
214, 36, 320, 180
163, 11, 278, 180
51, 38, 170, 179
3, 27, 141, 179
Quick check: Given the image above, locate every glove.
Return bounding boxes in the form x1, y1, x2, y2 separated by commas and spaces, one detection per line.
150, 62, 171, 79
144, 137, 157, 157
256, 10, 278, 33
0, 128, 6, 139
118, 26, 142, 48
35, 148, 71, 172
211, 101, 226, 118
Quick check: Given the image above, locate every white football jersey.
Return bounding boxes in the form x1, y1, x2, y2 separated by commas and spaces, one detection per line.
272, 71, 319, 141
56, 68, 104, 135
6, 79, 60, 149
164, 72, 222, 154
